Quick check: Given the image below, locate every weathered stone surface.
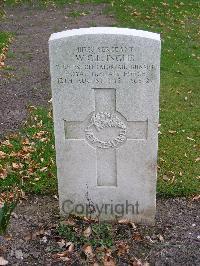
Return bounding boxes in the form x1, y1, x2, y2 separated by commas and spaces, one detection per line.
49, 27, 160, 224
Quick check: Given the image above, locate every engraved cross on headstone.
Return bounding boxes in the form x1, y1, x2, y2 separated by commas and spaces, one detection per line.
64, 88, 148, 187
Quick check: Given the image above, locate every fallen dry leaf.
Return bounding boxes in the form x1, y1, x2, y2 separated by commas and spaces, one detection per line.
168, 130, 176, 134
118, 218, 129, 224
40, 138, 48, 142
116, 241, 129, 256
192, 195, 200, 201
83, 216, 98, 222
60, 218, 76, 226
56, 250, 69, 258
9, 151, 19, 157
118, 218, 137, 229
187, 136, 195, 141
33, 131, 48, 139
0, 257, 8, 266
0, 151, 6, 159
66, 242, 74, 252
195, 157, 200, 162
22, 146, 34, 153
162, 175, 170, 181
170, 176, 175, 183
130, 222, 137, 229
12, 162, 23, 170
1, 140, 13, 148
83, 244, 94, 258
53, 194, 58, 200
40, 167, 48, 172
22, 138, 30, 145
131, 11, 141, 16
0, 168, 8, 179
37, 120, 43, 127
162, 2, 169, 6
83, 226, 92, 237
28, 105, 37, 111
158, 234, 164, 242
103, 254, 116, 266
132, 232, 143, 241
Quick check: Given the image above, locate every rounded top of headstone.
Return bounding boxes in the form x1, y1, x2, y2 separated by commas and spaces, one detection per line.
49, 27, 160, 42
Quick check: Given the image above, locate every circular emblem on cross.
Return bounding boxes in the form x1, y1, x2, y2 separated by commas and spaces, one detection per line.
85, 112, 127, 149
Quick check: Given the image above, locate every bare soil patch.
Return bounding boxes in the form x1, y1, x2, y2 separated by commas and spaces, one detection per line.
0, 196, 199, 265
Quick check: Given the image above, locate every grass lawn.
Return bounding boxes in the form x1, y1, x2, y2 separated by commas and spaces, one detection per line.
110, 0, 200, 197
0, 33, 10, 54
0, 32, 12, 68
0, 0, 199, 197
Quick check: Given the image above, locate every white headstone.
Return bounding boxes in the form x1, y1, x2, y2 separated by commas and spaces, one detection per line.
49, 27, 160, 224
